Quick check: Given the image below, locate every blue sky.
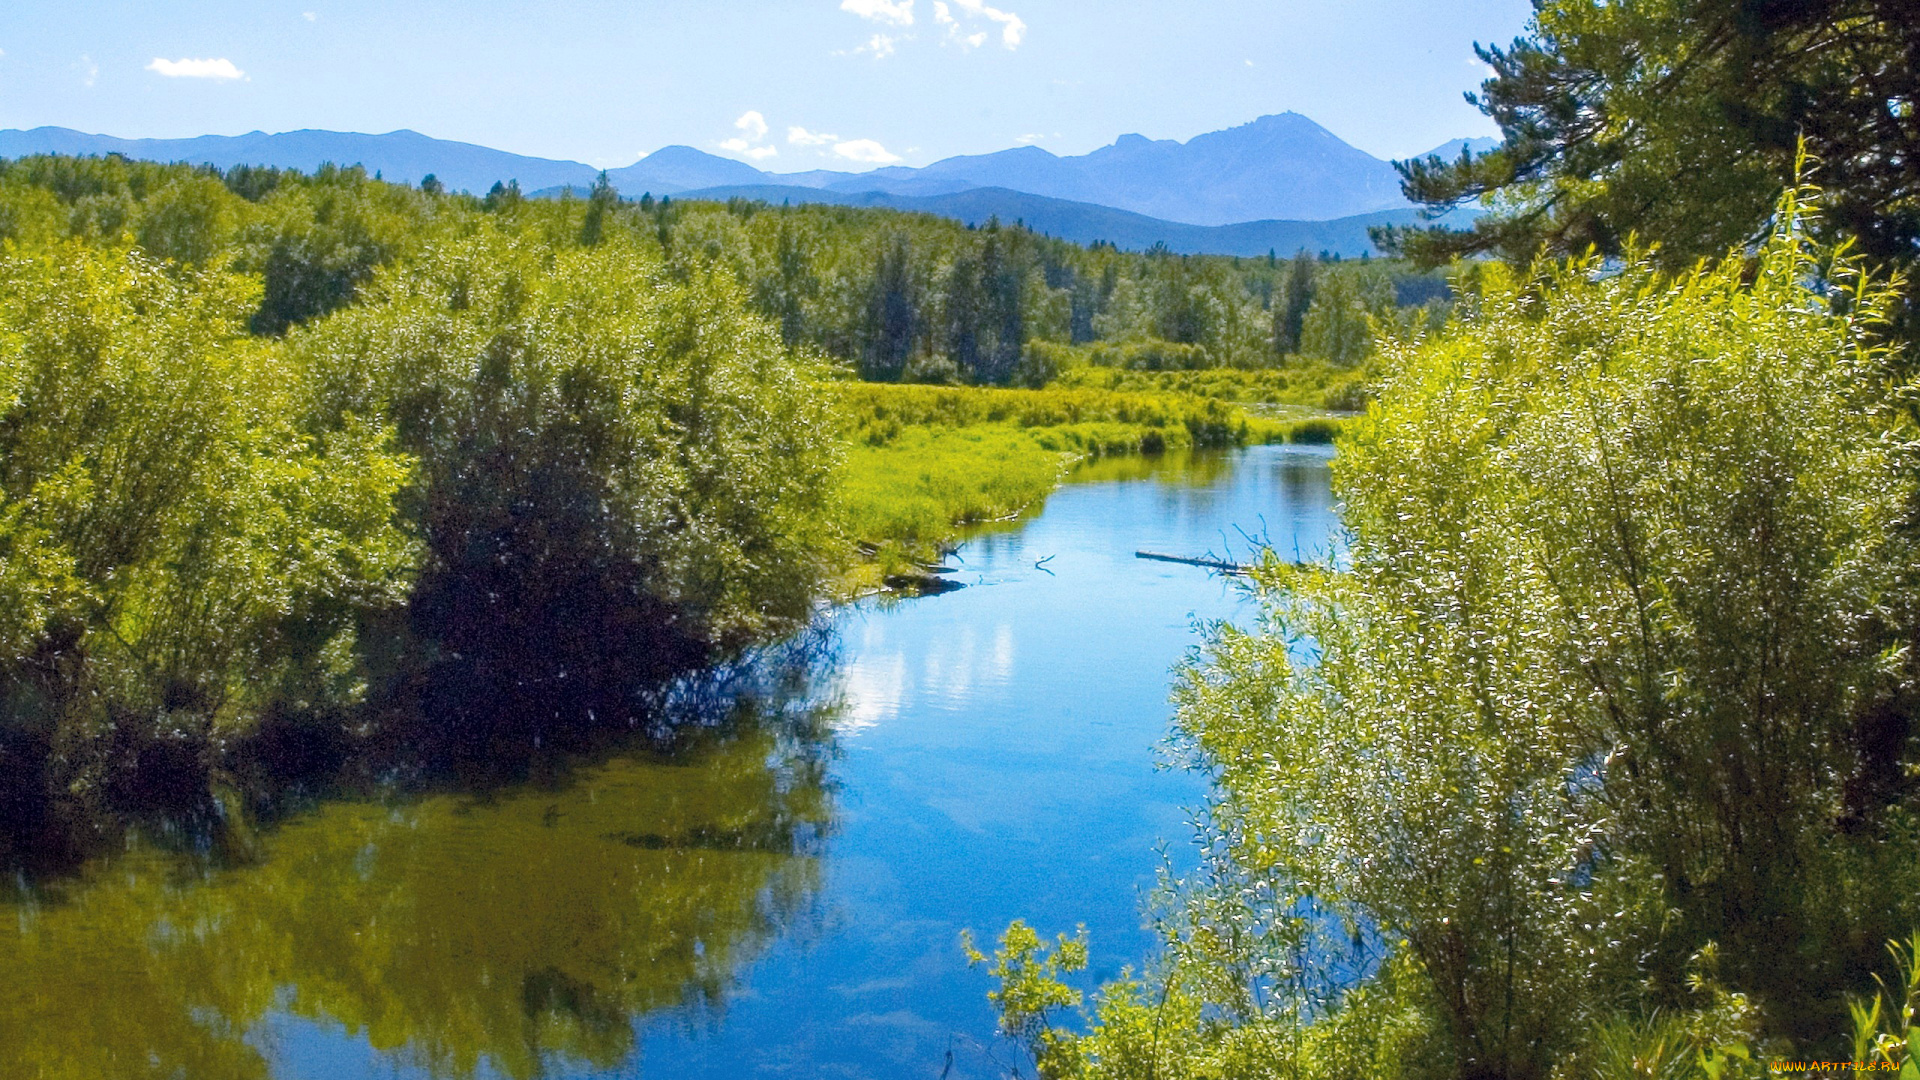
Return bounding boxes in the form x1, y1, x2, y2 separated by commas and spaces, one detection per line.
0, 1, 1533, 170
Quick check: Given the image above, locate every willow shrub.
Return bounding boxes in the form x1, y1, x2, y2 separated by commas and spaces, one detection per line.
982, 191, 1920, 1076
0, 243, 415, 846
289, 233, 841, 747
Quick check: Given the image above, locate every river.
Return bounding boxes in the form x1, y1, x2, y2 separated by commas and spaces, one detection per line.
0, 444, 1340, 1080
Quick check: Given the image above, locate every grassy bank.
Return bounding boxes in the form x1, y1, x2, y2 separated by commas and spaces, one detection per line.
1048, 357, 1370, 411
836, 382, 1348, 589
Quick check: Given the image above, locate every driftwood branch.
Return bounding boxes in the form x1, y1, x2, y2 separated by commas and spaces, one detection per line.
1134, 550, 1251, 575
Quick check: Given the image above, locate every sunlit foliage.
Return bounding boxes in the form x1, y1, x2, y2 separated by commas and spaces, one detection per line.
0, 242, 414, 849
979, 190, 1920, 1073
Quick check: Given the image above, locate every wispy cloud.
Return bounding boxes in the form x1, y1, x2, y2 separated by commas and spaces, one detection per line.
147, 57, 245, 80
937, 0, 1024, 49
834, 138, 901, 164
303, 11, 317, 21
840, 0, 914, 26
77, 54, 99, 87
850, 33, 897, 58
788, 126, 840, 146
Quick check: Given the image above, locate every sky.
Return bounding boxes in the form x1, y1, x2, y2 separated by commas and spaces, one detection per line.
0, 0, 1534, 171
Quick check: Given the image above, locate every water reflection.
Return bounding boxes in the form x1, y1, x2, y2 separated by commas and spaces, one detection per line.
635, 445, 1342, 1078
0, 647, 840, 1080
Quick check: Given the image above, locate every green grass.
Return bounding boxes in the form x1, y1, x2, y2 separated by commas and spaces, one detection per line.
834, 382, 1352, 588
1049, 360, 1370, 411
841, 381, 1258, 448
843, 425, 1071, 563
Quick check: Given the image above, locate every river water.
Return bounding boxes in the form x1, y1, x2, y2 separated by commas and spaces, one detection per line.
0, 444, 1339, 1080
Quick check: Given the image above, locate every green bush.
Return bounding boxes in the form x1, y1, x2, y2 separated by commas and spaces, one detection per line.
982, 188, 1920, 1075
0, 243, 414, 843
290, 232, 841, 666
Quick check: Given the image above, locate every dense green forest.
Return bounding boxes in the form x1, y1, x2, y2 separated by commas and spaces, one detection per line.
975, 190, 1920, 1074
0, 152, 1443, 388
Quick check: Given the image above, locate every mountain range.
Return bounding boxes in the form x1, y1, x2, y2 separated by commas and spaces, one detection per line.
544, 183, 1467, 260
0, 116, 1495, 256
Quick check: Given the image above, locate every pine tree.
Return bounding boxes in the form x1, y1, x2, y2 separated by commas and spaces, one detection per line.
578, 172, 619, 246
1272, 250, 1316, 356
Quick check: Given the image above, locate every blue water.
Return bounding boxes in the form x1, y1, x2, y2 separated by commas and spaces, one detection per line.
637, 445, 1340, 1078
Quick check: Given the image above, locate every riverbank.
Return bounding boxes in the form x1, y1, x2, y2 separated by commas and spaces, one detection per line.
835, 382, 1349, 591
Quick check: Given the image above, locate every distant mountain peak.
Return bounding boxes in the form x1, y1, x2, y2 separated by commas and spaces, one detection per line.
643, 145, 717, 162
1410, 135, 1500, 162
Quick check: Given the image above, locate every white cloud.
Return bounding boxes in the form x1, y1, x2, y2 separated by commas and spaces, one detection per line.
850, 32, 897, 58
77, 54, 98, 87
734, 110, 769, 140
303, 11, 317, 20
950, 0, 1024, 47
719, 110, 779, 160
718, 133, 777, 159
834, 138, 901, 164
934, 0, 1022, 50
147, 57, 245, 80
840, 0, 914, 26
788, 126, 840, 146
1015, 133, 1045, 144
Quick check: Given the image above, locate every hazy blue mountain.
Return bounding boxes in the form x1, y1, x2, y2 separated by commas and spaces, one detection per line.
1409, 136, 1501, 163
0, 127, 599, 193
784, 113, 1417, 224
1, 116, 1480, 229
604, 146, 770, 195
546, 182, 1473, 259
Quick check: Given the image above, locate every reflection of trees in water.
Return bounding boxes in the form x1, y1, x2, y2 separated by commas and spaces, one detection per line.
0, 634, 843, 1080
1068, 448, 1237, 490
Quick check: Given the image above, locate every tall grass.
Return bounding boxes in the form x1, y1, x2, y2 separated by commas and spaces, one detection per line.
835, 382, 1347, 584
843, 426, 1071, 563
1049, 361, 1370, 411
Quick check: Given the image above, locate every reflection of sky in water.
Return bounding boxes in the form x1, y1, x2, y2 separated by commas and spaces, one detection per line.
836, 619, 1021, 735
640, 444, 1342, 1079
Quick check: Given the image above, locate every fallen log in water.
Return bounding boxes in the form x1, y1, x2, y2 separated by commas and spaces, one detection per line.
1134, 550, 1251, 575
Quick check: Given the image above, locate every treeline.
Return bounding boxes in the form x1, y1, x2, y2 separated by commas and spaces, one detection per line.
0, 154, 1444, 382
